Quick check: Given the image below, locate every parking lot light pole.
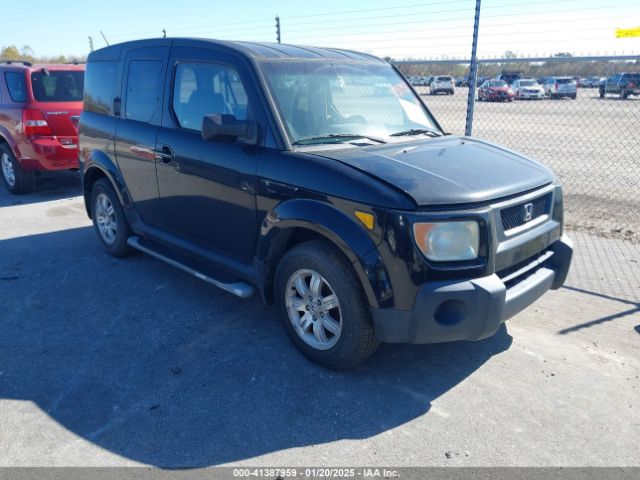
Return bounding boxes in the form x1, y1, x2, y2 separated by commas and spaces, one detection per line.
465, 0, 481, 136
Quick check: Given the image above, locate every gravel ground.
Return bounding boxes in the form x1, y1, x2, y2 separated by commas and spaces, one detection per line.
0, 178, 638, 467
415, 86, 640, 242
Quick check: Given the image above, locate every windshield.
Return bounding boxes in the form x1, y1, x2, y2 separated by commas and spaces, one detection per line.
519, 80, 536, 86
31, 70, 84, 102
557, 78, 574, 84
487, 80, 508, 88
258, 61, 438, 145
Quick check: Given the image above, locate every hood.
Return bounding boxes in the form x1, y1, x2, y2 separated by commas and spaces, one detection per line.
310, 136, 554, 206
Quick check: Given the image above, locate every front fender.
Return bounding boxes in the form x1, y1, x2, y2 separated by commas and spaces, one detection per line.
257, 199, 393, 309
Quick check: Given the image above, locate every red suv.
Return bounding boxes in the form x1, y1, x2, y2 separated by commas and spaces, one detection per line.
0, 60, 84, 194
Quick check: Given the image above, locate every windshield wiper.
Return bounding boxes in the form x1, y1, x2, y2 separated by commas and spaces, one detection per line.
292, 133, 387, 145
390, 128, 442, 137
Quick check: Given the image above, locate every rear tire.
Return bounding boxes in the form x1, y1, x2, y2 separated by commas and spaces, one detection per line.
90, 178, 132, 257
1, 144, 35, 195
274, 240, 379, 370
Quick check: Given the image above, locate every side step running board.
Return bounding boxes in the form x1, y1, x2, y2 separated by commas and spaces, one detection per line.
127, 236, 255, 299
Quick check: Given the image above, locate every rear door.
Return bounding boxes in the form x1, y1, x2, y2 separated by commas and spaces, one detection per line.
114, 46, 169, 228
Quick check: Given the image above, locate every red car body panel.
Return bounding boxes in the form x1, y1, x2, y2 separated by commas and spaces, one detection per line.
0, 63, 84, 171
478, 84, 515, 102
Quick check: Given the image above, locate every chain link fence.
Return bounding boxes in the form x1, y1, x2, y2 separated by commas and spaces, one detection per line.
396, 56, 640, 244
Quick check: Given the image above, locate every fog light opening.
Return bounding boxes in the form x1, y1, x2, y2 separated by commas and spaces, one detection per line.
434, 299, 468, 326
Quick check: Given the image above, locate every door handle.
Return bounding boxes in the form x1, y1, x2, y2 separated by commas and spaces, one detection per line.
155, 145, 174, 165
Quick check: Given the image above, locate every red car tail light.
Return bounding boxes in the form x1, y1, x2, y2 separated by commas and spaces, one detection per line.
22, 109, 53, 137
555, 83, 559, 90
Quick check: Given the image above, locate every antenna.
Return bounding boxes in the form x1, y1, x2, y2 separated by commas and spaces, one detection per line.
88, 36, 94, 52
100, 31, 110, 46
275, 15, 281, 44
162, 28, 167, 38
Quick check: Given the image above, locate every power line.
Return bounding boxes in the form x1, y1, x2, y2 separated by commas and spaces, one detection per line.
282, 3, 634, 35
283, 0, 597, 30
293, 27, 617, 46
285, 14, 632, 42
282, 0, 472, 20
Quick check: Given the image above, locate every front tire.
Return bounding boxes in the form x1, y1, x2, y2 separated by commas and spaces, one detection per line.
275, 240, 378, 370
1, 144, 35, 194
90, 178, 132, 257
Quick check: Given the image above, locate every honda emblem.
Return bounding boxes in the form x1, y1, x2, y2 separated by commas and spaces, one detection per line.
523, 203, 534, 222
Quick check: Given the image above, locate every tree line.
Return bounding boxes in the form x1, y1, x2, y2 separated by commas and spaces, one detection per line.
1, 45, 86, 64
396, 58, 640, 79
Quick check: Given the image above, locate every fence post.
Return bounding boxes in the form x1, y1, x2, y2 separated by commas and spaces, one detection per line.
465, 0, 482, 137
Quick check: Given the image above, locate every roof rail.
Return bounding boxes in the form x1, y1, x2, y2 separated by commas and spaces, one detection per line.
0, 59, 33, 67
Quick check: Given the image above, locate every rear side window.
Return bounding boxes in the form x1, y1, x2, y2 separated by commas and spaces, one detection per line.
31, 70, 84, 102
437, 76, 451, 81
84, 61, 119, 115
172, 62, 249, 131
4, 71, 26, 102
125, 60, 164, 123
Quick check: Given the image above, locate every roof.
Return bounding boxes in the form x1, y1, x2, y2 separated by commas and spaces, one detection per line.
88, 38, 386, 64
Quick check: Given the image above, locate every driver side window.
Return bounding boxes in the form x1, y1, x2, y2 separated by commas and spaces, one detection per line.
172, 62, 249, 131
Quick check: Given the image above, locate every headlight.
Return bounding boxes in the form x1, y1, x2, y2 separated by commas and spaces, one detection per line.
413, 221, 479, 261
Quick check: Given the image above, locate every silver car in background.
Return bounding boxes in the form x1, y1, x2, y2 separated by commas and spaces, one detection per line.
513, 79, 545, 99
543, 77, 577, 99
429, 75, 455, 95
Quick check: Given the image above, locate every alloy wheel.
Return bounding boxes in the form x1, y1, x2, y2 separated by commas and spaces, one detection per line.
95, 193, 118, 245
285, 268, 342, 350
1, 153, 15, 187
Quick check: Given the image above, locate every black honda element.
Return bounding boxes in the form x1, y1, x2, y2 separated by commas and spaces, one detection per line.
79, 38, 572, 369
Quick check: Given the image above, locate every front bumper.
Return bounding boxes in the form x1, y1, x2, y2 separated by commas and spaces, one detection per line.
486, 93, 514, 101
372, 235, 573, 344
519, 91, 544, 99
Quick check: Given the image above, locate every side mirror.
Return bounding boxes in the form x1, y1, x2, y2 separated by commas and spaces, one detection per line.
202, 114, 248, 141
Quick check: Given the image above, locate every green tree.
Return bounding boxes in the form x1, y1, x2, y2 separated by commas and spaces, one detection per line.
1, 45, 21, 60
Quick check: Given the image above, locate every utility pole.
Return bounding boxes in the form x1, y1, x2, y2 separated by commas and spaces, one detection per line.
275, 15, 281, 44
464, 0, 481, 137
88, 36, 94, 52
100, 30, 110, 46
162, 28, 167, 38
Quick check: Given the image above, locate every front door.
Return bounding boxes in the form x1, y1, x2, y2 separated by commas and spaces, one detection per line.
155, 46, 262, 261
114, 46, 169, 228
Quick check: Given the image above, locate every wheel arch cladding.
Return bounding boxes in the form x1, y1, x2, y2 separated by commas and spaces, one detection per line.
82, 150, 130, 217
257, 199, 393, 309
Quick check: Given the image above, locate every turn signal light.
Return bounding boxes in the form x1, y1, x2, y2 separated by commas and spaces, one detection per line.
355, 211, 375, 230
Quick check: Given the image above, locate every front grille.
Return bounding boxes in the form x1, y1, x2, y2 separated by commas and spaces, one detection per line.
500, 193, 552, 231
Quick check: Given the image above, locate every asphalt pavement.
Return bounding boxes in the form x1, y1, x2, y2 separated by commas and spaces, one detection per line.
0, 174, 638, 467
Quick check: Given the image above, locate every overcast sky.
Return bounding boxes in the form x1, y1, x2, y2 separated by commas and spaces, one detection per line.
4, 0, 640, 59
